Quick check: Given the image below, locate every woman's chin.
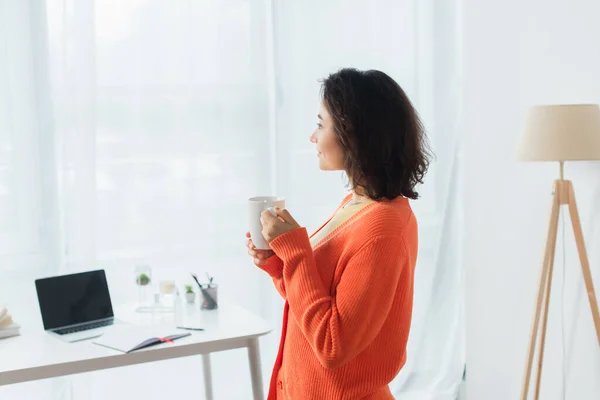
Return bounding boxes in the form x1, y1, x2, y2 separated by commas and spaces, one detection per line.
318, 162, 341, 171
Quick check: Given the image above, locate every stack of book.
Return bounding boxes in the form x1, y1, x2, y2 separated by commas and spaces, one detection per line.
0, 305, 20, 339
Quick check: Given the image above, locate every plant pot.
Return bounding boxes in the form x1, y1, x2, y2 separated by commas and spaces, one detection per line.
137, 285, 151, 307
185, 292, 195, 303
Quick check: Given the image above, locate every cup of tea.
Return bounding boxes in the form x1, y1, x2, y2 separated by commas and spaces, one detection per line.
248, 196, 285, 250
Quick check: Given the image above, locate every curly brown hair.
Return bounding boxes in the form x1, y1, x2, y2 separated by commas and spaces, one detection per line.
321, 68, 432, 201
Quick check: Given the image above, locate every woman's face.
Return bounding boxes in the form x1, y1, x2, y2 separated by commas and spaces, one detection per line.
310, 102, 345, 171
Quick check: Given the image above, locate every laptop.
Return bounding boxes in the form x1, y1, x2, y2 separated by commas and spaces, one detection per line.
35, 269, 122, 343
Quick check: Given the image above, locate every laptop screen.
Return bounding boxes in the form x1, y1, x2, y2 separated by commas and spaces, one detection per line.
35, 270, 114, 330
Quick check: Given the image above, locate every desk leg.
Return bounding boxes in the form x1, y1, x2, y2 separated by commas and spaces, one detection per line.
202, 353, 214, 400
247, 337, 265, 400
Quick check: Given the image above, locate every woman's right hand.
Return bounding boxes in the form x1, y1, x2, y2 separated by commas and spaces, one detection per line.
246, 232, 275, 266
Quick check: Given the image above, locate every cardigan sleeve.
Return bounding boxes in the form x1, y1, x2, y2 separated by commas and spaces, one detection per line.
270, 227, 408, 369
256, 254, 286, 299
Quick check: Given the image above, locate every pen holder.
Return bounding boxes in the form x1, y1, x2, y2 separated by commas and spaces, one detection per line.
200, 284, 218, 310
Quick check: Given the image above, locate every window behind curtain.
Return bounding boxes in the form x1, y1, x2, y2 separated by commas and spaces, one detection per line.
44, 0, 274, 267
0, 0, 42, 260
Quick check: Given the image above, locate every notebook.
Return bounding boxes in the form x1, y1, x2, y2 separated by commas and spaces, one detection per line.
92, 325, 191, 353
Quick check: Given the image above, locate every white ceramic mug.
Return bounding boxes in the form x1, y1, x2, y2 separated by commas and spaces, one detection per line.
248, 196, 286, 250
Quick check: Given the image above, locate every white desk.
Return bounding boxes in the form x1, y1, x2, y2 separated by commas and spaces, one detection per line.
0, 303, 271, 400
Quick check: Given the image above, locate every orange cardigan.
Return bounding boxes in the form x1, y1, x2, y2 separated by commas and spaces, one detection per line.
259, 194, 418, 399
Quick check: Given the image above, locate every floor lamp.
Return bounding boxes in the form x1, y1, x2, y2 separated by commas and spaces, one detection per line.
517, 104, 600, 400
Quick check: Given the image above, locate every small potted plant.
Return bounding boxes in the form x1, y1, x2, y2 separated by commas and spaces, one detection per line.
136, 273, 151, 286
184, 285, 195, 303
134, 265, 153, 310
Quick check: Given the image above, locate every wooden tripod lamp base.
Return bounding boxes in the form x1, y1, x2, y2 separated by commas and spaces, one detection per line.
520, 178, 600, 400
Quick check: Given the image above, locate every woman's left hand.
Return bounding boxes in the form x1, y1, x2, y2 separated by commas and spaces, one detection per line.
260, 207, 301, 243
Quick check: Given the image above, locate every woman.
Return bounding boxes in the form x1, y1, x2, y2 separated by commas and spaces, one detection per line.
246, 68, 431, 399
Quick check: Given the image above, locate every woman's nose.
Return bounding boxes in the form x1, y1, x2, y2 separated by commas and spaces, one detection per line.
309, 131, 317, 143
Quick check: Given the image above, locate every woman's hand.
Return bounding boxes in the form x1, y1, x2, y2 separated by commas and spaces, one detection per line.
246, 232, 274, 266
260, 207, 301, 243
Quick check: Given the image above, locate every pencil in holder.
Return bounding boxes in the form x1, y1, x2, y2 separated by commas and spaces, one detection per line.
200, 284, 218, 310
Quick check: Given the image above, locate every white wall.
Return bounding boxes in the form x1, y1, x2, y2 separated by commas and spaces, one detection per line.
464, 0, 600, 398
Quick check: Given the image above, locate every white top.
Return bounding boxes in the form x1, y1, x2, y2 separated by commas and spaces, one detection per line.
0, 303, 271, 386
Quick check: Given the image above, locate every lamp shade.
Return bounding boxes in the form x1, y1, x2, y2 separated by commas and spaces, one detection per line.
517, 104, 600, 161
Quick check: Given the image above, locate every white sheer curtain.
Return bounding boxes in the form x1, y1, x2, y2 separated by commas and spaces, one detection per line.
388, 0, 465, 397
0, 0, 463, 399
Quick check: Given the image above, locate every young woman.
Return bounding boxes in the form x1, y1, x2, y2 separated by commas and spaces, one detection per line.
246, 68, 432, 399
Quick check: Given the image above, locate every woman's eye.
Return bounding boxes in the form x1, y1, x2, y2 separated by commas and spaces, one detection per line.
316, 123, 323, 129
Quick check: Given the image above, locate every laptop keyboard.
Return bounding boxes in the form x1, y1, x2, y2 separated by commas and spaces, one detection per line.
54, 319, 114, 335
